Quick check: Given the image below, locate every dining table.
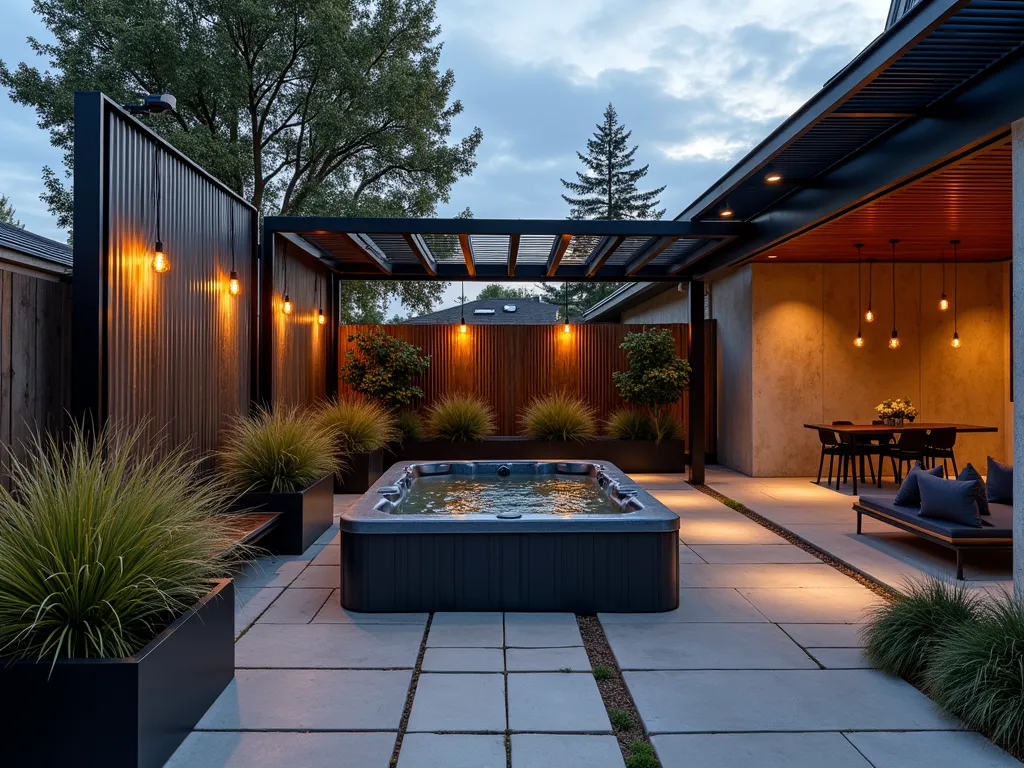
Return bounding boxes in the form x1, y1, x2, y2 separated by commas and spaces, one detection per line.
802, 422, 999, 494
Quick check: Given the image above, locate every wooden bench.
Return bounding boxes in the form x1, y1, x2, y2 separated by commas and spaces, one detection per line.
224, 512, 284, 548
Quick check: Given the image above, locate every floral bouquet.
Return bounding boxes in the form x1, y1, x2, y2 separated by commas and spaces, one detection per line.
875, 397, 918, 425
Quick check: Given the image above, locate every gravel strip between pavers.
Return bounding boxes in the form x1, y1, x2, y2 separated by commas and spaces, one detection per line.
390, 614, 433, 767
578, 614, 653, 762
689, 483, 899, 602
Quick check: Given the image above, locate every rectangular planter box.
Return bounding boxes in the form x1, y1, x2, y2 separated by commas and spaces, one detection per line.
233, 474, 334, 554
385, 437, 687, 474
0, 579, 234, 768
335, 448, 384, 493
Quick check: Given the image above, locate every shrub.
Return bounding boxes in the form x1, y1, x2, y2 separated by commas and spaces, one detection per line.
397, 409, 425, 441
318, 397, 398, 454
606, 409, 657, 441
608, 707, 632, 730
424, 394, 496, 441
0, 424, 242, 663
625, 741, 659, 768
220, 407, 341, 493
613, 328, 691, 442
926, 595, 1024, 751
592, 664, 614, 681
341, 329, 431, 410
520, 392, 597, 441
863, 577, 981, 683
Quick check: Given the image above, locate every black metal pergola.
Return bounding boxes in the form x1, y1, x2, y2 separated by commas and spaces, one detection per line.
261, 217, 741, 484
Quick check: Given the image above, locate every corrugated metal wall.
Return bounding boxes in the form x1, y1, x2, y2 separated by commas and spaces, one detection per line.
269, 238, 331, 409
0, 270, 71, 487
338, 322, 717, 451
105, 108, 255, 456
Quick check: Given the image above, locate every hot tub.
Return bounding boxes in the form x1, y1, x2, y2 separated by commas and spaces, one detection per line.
340, 460, 679, 613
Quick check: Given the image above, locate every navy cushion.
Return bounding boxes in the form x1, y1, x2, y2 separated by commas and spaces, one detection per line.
893, 461, 944, 507
987, 457, 1013, 504
918, 472, 982, 528
957, 463, 990, 516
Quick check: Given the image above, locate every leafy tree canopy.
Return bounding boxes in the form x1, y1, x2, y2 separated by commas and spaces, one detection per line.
1, 0, 481, 319
477, 284, 537, 301
0, 195, 22, 228
341, 329, 430, 410
561, 103, 665, 221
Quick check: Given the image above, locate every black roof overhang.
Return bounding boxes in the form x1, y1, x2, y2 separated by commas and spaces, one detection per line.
263, 217, 748, 281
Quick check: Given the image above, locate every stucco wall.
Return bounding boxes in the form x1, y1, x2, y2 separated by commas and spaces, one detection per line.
710, 266, 754, 475
621, 286, 690, 324
750, 261, 1009, 477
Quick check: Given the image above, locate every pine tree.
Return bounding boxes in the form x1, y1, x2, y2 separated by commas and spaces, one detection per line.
0, 195, 23, 228
560, 104, 666, 220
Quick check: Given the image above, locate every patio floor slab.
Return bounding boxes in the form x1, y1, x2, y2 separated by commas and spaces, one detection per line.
603, 622, 817, 670
397, 734, 507, 768
507, 673, 611, 732
505, 646, 592, 672
309, 546, 341, 566
235, 623, 424, 668
737, 587, 882, 624
677, 516, 789, 545
511, 734, 625, 767
678, 563, 855, 588
780, 623, 866, 647
196, 669, 410, 731
234, 586, 283, 637
290, 564, 340, 589
505, 612, 582, 647
406, 673, 506, 732
625, 669, 956, 733
427, 612, 504, 647
421, 647, 505, 673
255, 587, 331, 624
651, 732, 872, 768
600, 588, 769, 624
844, 731, 1023, 767
167, 732, 396, 768
689, 544, 819, 563
312, 591, 429, 624
807, 648, 875, 669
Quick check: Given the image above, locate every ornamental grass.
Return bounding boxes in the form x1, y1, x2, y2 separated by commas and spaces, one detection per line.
520, 392, 597, 442
317, 396, 398, 454
424, 393, 496, 441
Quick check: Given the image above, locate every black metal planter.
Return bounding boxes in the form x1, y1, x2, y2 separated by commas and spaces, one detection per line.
386, 437, 688, 474
0, 579, 234, 768
232, 474, 334, 554
335, 448, 385, 493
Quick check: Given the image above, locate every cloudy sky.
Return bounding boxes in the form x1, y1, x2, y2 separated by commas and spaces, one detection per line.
0, 0, 891, 309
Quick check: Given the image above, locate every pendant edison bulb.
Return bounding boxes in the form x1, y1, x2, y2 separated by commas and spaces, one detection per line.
318, 309, 326, 326
228, 270, 241, 296
951, 331, 961, 349
854, 334, 864, 348
889, 330, 900, 350
459, 321, 467, 334
152, 241, 169, 273
865, 308, 874, 323
283, 294, 292, 315
563, 323, 571, 334
939, 294, 949, 311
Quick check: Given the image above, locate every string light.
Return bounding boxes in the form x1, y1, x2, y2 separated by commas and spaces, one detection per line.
888, 239, 900, 349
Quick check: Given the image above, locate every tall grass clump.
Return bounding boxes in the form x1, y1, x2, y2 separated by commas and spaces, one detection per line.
863, 577, 982, 683
655, 411, 684, 441
606, 409, 657, 441
424, 394, 496, 441
397, 409, 424, 441
926, 595, 1024, 752
521, 392, 597, 441
317, 396, 398, 454
0, 424, 242, 664
220, 407, 341, 493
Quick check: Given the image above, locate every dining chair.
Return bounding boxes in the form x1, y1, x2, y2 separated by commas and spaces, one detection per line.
816, 428, 843, 486
831, 421, 876, 487
870, 420, 898, 486
924, 428, 959, 477
889, 429, 928, 483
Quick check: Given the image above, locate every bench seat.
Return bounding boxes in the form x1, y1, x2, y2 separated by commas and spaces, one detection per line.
854, 495, 1012, 579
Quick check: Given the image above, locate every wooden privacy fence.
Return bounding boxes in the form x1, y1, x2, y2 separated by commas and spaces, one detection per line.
338, 322, 717, 453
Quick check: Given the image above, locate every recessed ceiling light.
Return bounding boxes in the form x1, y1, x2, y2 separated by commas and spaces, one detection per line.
765, 173, 782, 184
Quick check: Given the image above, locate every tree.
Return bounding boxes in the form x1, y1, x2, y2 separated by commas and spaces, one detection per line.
612, 328, 690, 442
539, 282, 622, 320
341, 329, 430, 410
561, 103, 665, 220
1, 0, 479, 319
0, 195, 22, 228
477, 284, 537, 300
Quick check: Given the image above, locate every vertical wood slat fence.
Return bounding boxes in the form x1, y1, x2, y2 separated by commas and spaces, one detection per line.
0, 269, 71, 488
338, 322, 717, 453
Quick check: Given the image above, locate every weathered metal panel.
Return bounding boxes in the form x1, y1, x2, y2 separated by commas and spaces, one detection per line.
104, 107, 255, 457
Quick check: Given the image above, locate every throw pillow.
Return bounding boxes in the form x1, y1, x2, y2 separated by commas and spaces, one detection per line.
893, 461, 945, 508
918, 472, 982, 528
987, 457, 1013, 504
957, 463, 990, 516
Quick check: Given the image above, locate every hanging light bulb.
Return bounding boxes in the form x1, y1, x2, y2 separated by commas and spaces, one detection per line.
459, 281, 467, 333
854, 333, 864, 348
939, 293, 949, 311
227, 206, 240, 295
854, 243, 864, 348
282, 294, 292, 315
318, 307, 326, 325
950, 239, 961, 349
152, 240, 170, 273
888, 239, 900, 349
229, 270, 241, 296
865, 258, 874, 322
951, 331, 961, 349
939, 246, 948, 310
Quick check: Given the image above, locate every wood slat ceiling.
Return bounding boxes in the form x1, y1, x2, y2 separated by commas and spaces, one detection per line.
757, 140, 1011, 263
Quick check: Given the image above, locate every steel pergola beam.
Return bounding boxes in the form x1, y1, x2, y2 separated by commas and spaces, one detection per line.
586, 235, 626, 277
624, 236, 677, 276
403, 233, 437, 275
507, 234, 520, 277
546, 234, 572, 277
338, 233, 392, 274
458, 233, 476, 277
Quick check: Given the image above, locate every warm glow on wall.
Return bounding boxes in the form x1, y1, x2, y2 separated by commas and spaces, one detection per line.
152, 240, 170, 273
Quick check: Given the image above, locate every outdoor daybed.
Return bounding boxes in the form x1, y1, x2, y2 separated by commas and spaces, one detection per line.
854, 494, 1012, 580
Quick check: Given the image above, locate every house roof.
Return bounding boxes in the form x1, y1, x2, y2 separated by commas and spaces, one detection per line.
402, 298, 561, 325
0, 221, 73, 274
582, 282, 678, 322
